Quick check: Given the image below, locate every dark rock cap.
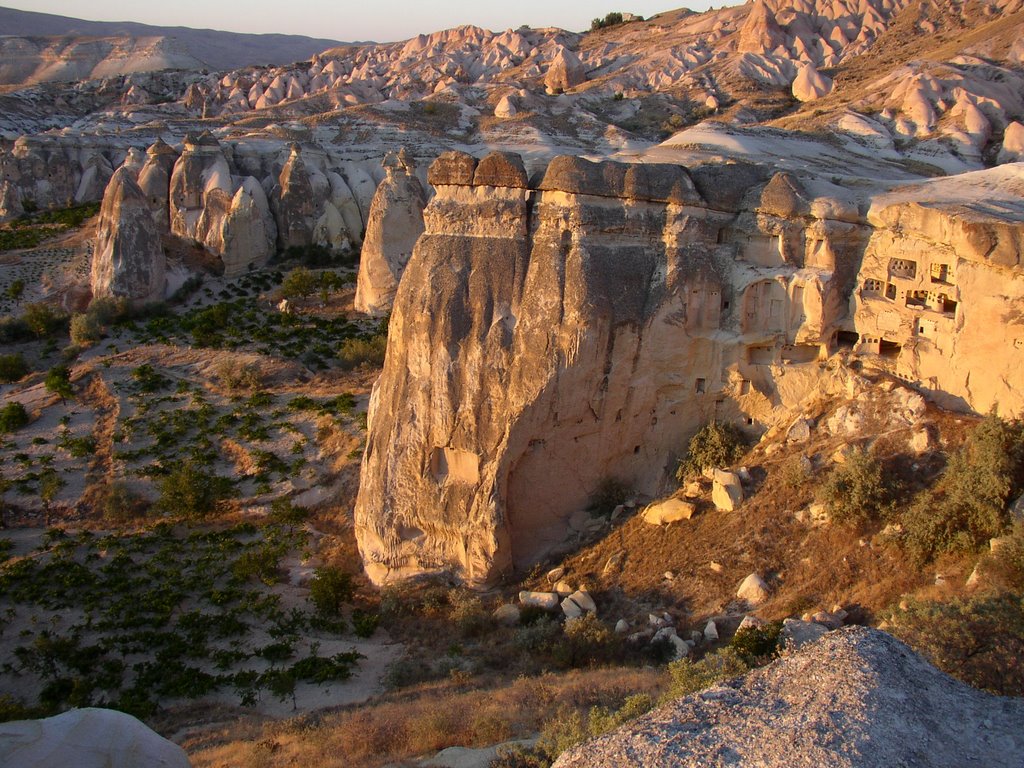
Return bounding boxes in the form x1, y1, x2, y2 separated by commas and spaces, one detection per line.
756, 171, 811, 218
473, 151, 529, 188
428, 150, 478, 186
539, 155, 704, 204
689, 161, 771, 212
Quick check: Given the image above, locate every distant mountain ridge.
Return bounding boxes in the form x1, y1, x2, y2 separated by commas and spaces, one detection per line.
0, 5, 348, 79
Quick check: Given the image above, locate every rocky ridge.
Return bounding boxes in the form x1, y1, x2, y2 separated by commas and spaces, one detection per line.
354, 149, 1024, 586
552, 626, 1024, 768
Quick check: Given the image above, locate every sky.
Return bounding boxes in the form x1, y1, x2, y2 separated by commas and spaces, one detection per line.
2, 1, 728, 42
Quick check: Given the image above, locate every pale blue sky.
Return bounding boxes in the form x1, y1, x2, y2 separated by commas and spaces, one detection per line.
3, 1, 729, 41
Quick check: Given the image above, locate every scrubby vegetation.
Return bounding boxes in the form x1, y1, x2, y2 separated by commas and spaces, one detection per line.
818, 447, 896, 528
0, 522, 366, 721
902, 413, 1024, 563
0, 202, 100, 252
676, 420, 748, 482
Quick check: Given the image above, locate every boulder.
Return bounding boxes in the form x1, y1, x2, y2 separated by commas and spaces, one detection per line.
544, 46, 586, 93
614, 619, 629, 634
473, 151, 528, 188
519, 591, 560, 610
791, 64, 833, 102
0, 708, 190, 768
91, 167, 165, 304
562, 589, 597, 619
712, 470, 743, 511
427, 150, 477, 186
492, 603, 521, 626
781, 617, 827, 650
704, 619, 719, 642
643, 498, 696, 525
737, 573, 770, 604
354, 149, 427, 316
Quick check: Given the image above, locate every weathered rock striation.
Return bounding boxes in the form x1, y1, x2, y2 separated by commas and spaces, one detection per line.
354, 149, 428, 316
552, 627, 1024, 768
91, 165, 166, 304
355, 151, 859, 586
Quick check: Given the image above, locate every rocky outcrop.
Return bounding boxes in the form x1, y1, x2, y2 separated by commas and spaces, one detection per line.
552, 627, 1024, 767
355, 152, 856, 586
0, 707, 191, 768
792, 63, 833, 101
91, 166, 165, 304
544, 46, 586, 93
169, 131, 233, 243
136, 139, 179, 229
354, 149, 427, 316
850, 163, 1024, 414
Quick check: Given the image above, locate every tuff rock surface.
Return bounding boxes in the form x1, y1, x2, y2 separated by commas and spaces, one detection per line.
91, 166, 165, 303
552, 627, 1024, 768
356, 150, 1024, 587
0, 707, 191, 768
354, 149, 427, 316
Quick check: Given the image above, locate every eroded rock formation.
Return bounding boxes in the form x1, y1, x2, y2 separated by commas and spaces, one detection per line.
356, 151, 1024, 587
91, 166, 165, 304
354, 149, 428, 316
355, 151, 858, 586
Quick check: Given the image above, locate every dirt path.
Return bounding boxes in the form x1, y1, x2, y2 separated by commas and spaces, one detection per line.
77, 371, 120, 515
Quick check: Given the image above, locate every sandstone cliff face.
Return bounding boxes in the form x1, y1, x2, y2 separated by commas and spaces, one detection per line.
91, 166, 165, 304
850, 164, 1024, 414
354, 150, 428, 316
355, 152, 856, 586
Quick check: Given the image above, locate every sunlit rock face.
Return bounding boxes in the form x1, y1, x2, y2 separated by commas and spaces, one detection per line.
355, 152, 863, 587
354, 149, 427, 316
91, 166, 166, 304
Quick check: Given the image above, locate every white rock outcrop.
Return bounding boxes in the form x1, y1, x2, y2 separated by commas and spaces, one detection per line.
0, 708, 191, 768
552, 627, 1024, 767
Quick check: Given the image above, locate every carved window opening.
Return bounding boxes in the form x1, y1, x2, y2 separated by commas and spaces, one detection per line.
739, 380, 751, 395
906, 290, 928, 309
695, 378, 706, 393
879, 339, 902, 359
863, 279, 884, 293
836, 331, 859, 349
930, 263, 951, 284
939, 295, 957, 315
885, 283, 897, 300
888, 258, 917, 279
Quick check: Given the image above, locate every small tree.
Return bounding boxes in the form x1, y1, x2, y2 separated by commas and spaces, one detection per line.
23, 303, 64, 338
7, 279, 25, 304
281, 267, 317, 300
0, 402, 29, 433
676, 421, 747, 482
818, 447, 894, 528
44, 365, 73, 404
309, 565, 354, 616
157, 461, 233, 520
0, 353, 29, 383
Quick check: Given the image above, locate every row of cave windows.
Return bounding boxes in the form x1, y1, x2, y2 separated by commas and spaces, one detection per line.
887, 259, 952, 284
862, 279, 958, 315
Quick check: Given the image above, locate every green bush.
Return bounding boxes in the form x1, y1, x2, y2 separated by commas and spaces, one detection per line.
281, 267, 317, 299
664, 647, 749, 700
157, 462, 233, 519
903, 413, 1024, 563
729, 621, 783, 665
352, 609, 380, 638
676, 421, 747, 482
0, 402, 29, 433
0, 353, 29, 383
555, 614, 621, 668
69, 313, 103, 346
591, 12, 624, 30
100, 482, 149, 524
888, 595, 1024, 695
530, 693, 654, 766
338, 335, 387, 370
44, 365, 73, 403
818, 447, 894, 528
23, 303, 66, 339
309, 566, 354, 616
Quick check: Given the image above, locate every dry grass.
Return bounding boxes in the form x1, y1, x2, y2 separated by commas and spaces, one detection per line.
186, 666, 663, 768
